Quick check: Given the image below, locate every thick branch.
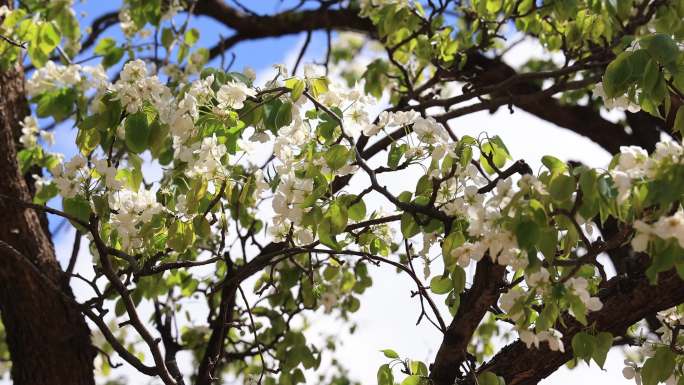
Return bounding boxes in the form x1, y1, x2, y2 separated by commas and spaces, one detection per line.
475, 268, 684, 385
463, 53, 661, 153
429, 258, 508, 385
196, 260, 238, 385
194, 0, 374, 58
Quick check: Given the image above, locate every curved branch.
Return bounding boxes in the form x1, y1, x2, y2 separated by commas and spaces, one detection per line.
429, 258, 508, 385
474, 267, 684, 385
194, 0, 374, 59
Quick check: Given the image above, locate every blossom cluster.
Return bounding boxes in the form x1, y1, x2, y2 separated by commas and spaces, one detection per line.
621, 307, 683, 385
445, 178, 527, 270
109, 188, 164, 250
610, 143, 684, 203
594, 82, 641, 113
19, 116, 54, 148
633, 211, 684, 252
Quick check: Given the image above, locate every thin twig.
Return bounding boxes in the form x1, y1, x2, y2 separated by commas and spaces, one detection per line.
0, 32, 26, 48
292, 30, 312, 76
238, 285, 267, 384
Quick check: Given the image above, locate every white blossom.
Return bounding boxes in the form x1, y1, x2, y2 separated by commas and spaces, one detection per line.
19, 116, 39, 148
594, 82, 641, 112
216, 80, 256, 110
109, 187, 163, 251
413, 117, 449, 144
566, 277, 603, 312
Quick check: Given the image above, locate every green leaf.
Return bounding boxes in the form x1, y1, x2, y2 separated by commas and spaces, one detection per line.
641, 347, 676, 385
549, 174, 575, 202
193, 215, 211, 238
325, 202, 348, 234
515, 218, 540, 250
486, 0, 503, 13
364, 59, 388, 98
348, 199, 366, 221
641, 59, 660, 95
536, 302, 559, 331
285, 78, 306, 102
114, 298, 126, 317
591, 332, 613, 369
640, 34, 679, 66
309, 77, 329, 98
34, 88, 76, 122
324, 144, 350, 170
569, 295, 588, 325
274, 101, 293, 130
538, 228, 558, 261
415, 175, 433, 197
161, 27, 174, 50
380, 349, 399, 359
37, 22, 60, 55
480, 139, 509, 174
674, 106, 684, 135
400, 375, 421, 385
168, 221, 195, 252
477, 372, 500, 385
430, 275, 453, 294
542, 155, 567, 175
125, 112, 151, 154
410, 361, 428, 376
63, 196, 90, 225
603, 51, 634, 97
579, 169, 597, 197
94, 37, 116, 55
398, 191, 413, 203
184, 28, 200, 46
597, 173, 618, 201
377, 364, 394, 385
571, 332, 594, 363
442, 231, 465, 266
76, 127, 101, 155
451, 266, 466, 293
34, 182, 59, 204
400, 212, 420, 239
94, 37, 124, 68
388, 143, 406, 169
318, 217, 341, 250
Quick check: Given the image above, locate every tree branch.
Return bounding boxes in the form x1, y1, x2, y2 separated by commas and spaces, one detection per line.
429, 258, 508, 385
194, 0, 374, 59
473, 268, 684, 385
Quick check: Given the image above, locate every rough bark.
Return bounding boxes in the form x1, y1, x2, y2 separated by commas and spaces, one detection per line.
464, 53, 662, 153
195, 0, 375, 57
0, 49, 96, 385
195, 283, 237, 385
429, 258, 507, 385
473, 268, 684, 385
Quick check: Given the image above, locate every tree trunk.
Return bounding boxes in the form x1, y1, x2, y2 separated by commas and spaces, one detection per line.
0, 17, 97, 385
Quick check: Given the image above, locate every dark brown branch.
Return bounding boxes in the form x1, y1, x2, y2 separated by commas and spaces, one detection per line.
89, 217, 177, 385
474, 267, 684, 385
477, 160, 533, 194
292, 30, 312, 75
196, 258, 238, 385
65, 230, 81, 277
0, 239, 157, 376
429, 258, 507, 385
194, 0, 374, 59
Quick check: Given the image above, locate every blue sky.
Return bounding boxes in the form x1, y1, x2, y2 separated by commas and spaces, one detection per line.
69, 0, 329, 71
